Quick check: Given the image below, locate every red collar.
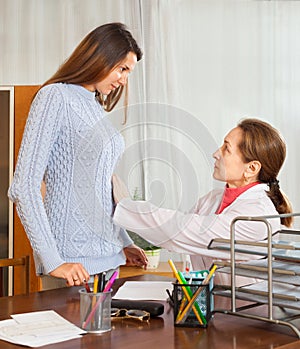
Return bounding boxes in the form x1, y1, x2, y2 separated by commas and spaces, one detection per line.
216, 182, 260, 214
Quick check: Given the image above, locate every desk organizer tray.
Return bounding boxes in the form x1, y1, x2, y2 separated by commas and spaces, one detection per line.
214, 281, 300, 310
214, 260, 300, 285
209, 213, 300, 337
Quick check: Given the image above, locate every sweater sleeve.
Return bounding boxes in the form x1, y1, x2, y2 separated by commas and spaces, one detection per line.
113, 195, 279, 256
8, 85, 66, 273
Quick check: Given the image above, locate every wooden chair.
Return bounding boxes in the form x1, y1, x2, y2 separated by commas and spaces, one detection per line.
0, 256, 30, 296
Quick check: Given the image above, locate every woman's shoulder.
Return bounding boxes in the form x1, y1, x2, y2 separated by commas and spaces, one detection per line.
34, 83, 67, 101
239, 183, 269, 199
35, 83, 86, 106
28, 84, 66, 110
38, 83, 69, 95
235, 183, 277, 213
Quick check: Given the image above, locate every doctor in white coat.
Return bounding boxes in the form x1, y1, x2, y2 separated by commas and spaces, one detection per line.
112, 118, 292, 286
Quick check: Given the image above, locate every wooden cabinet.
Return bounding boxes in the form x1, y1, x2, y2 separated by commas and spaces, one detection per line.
13, 86, 41, 293
0, 87, 14, 296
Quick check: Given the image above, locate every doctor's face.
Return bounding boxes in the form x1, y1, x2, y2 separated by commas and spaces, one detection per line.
213, 127, 248, 188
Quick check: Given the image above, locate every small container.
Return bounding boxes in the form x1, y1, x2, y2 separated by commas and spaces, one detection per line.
173, 274, 214, 328
145, 249, 161, 269
79, 289, 112, 334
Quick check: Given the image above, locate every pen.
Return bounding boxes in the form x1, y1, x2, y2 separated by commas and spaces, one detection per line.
176, 264, 217, 325
82, 271, 118, 329
97, 273, 103, 292
103, 272, 107, 289
102, 270, 118, 292
168, 259, 204, 325
166, 289, 174, 306
84, 281, 91, 293
99, 272, 106, 292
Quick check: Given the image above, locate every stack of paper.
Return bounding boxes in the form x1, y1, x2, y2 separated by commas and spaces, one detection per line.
113, 281, 173, 301
0, 310, 85, 347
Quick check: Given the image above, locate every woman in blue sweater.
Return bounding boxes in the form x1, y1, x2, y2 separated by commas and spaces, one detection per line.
8, 23, 147, 289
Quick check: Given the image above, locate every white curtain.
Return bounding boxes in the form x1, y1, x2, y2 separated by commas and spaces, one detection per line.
1, 0, 300, 233
116, 0, 300, 226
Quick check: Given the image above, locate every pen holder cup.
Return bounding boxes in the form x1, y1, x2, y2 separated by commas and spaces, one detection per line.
173, 276, 214, 328
79, 289, 112, 334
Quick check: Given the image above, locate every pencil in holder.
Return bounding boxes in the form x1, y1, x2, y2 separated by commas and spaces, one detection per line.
173, 275, 214, 328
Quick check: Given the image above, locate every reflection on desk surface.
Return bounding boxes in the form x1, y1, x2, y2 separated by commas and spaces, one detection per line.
111, 316, 164, 331
0, 275, 299, 349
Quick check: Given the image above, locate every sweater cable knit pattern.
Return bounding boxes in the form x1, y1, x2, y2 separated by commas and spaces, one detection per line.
8, 83, 131, 275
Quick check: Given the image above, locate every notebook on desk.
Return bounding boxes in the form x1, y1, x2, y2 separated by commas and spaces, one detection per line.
113, 281, 173, 301
112, 281, 172, 317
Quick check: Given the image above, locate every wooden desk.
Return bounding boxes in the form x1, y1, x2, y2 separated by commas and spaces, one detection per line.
0, 274, 299, 349
119, 262, 183, 278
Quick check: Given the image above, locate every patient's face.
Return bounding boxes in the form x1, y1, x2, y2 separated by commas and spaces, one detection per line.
212, 127, 248, 188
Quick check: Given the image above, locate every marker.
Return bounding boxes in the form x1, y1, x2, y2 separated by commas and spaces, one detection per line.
103, 271, 118, 292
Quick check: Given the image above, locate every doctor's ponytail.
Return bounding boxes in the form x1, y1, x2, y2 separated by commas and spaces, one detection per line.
238, 118, 293, 227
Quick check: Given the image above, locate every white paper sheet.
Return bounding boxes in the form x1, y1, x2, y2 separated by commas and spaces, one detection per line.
244, 281, 300, 300
0, 310, 85, 347
113, 281, 173, 301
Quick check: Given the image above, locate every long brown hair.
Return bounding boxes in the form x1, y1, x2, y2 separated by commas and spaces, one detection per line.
238, 118, 292, 227
40, 22, 142, 114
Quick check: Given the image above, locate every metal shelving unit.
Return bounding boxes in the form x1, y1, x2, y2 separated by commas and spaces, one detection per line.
208, 213, 300, 337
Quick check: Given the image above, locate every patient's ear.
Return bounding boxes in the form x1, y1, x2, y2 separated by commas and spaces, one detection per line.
245, 160, 261, 179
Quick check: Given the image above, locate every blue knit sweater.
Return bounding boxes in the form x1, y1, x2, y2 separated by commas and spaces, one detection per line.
8, 83, 132, 275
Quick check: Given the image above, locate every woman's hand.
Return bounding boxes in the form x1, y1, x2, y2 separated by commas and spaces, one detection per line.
123, 244, 148, 269
112, 174, 130, 204
49, 263, 90, 287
